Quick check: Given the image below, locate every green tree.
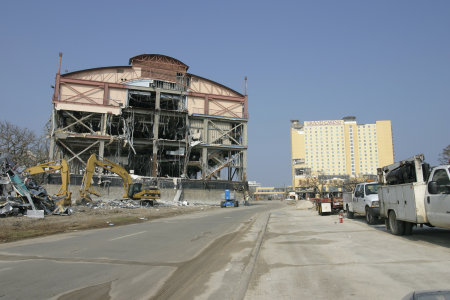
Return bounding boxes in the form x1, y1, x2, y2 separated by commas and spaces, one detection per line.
438, 145, 450, 164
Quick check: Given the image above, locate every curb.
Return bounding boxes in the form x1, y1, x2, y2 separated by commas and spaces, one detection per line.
234, 211, 271, 300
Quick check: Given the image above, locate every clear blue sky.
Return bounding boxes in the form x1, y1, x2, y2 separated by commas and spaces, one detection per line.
1, 0, 449, 186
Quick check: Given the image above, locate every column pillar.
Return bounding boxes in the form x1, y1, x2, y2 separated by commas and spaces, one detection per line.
204, 95, 209, 115
49, 107, 57, 161
201, 119, 209, 178
242, 122, 248, 181
98, 113, 107, 160
182, 113, 190, 177
152, 90, 161, 177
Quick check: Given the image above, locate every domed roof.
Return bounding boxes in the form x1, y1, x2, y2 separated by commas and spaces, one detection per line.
128, 54, 189, 72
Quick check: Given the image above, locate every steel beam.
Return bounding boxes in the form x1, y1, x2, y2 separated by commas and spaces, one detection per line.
58, 140, 99, 166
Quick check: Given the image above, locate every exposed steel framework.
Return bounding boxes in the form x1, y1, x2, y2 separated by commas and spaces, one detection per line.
49, 54, 248, 182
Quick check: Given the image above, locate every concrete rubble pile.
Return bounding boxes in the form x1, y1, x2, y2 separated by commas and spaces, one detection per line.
85, 199, 150, 210
83, 198, 193, 210
0, 154, 70, 218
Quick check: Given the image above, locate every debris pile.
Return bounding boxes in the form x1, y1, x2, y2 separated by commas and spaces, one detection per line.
85, 199, 146, 210
0, 154, 70, 218
81, 198, 193, 210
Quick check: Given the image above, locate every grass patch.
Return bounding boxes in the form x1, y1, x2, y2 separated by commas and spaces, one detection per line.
0, 206, 216, 243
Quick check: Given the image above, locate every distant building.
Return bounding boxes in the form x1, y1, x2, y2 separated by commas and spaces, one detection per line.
290, 116, 394, 191
248, 180, 262, 195
254, 186, 287, 200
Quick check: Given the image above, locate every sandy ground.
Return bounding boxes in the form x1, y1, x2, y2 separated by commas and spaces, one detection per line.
295, 199, 315, 210
0, 202, 218, 243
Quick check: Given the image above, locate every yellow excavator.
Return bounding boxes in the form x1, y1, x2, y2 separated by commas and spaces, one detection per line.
24, 159, 72, 212
79, 154, 160, 204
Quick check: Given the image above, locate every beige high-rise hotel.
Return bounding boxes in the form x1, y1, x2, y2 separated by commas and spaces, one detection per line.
290, 116, 394, 190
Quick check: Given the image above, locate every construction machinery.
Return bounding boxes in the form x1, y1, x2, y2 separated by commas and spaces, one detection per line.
79, 154, 160, 205
24, 159, 72, 213
220, 189, 239, 208
378, 154, 450, 235
313, 193, 343, 216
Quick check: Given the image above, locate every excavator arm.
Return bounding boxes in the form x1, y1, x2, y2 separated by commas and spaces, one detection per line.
79, 154, 160, 203
24, 159, 72, 211
80, 154, 133, 202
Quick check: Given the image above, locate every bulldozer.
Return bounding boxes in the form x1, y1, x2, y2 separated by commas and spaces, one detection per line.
79, 154, 160, 205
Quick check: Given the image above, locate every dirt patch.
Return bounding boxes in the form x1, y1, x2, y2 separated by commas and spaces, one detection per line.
296, 200, 314, 210
150, 218, 254, 300
0, 204, 217, 244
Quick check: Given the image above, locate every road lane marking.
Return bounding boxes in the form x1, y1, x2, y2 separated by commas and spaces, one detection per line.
109, 231, 147, 241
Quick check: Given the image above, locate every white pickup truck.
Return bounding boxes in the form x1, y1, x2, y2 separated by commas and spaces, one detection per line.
343, 182, 380, 224
378, 154, 450, 235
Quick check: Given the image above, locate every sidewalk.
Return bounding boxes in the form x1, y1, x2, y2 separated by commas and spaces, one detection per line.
245, 205, 450, 300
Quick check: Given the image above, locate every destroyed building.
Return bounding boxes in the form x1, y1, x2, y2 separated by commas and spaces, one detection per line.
49, 54, 248, 184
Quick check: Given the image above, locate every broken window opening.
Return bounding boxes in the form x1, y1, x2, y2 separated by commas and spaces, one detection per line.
60, 111, 102, 134
160, 93, 184, 111
128, 90, 155, 109
127, 153, 153, 177
158, 116, 186, 140
157, 145, 185, 178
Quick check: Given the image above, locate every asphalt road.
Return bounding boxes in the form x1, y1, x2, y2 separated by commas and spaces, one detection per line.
244, 206, 450, 300
2, 201, 450, 300
0, 201, 281, 300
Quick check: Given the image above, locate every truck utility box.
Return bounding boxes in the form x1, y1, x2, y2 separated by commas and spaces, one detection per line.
378, 182, 427, 224
378, 154, 450, 235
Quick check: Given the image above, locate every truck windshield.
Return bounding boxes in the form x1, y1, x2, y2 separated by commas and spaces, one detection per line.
365, 184, 378, 195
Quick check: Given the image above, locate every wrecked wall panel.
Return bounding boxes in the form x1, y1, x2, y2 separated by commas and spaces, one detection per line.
189, 76, 240, 97
109, 88, 127, 106
59, 83, 105, 105
208, 100, 243, 118
187, 96, 205, 114
209, 121, 232, 145
55, 103, 121, 115
66, 67, 141, 84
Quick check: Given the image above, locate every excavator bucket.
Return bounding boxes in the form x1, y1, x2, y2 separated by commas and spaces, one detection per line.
77, 194, 92, 205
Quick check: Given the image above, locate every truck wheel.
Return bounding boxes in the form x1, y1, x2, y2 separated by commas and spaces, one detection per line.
220, 201, 225, 208
365, 207, 376, 225
346, 205, 354, 219
404, 222, 413, 235
388, 210, 405, 235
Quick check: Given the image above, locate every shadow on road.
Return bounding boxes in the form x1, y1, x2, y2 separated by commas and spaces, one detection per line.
350, 216, 450, 249
401, 227, 450, 249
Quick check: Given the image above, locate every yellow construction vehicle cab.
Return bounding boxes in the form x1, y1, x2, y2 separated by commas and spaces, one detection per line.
79, 154, 160, 204
24, 159, 72, 212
